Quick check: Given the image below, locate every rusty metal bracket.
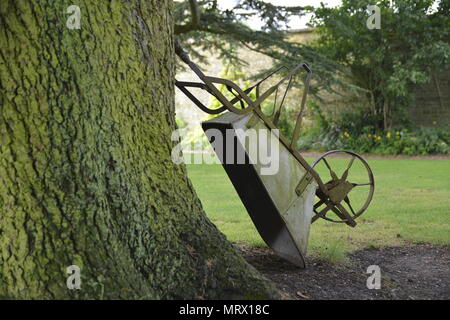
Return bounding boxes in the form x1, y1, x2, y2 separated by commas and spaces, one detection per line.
295, 172, 313, 197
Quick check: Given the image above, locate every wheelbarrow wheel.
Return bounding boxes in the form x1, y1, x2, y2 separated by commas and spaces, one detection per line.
310, 150, 375, 226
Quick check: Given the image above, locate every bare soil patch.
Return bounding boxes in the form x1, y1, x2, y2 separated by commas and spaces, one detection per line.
237, 243, 450, 300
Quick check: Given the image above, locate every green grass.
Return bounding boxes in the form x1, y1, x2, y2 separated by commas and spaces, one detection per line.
186, 156, 450, 262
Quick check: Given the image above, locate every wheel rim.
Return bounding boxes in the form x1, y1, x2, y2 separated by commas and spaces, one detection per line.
311, 150, 375, 224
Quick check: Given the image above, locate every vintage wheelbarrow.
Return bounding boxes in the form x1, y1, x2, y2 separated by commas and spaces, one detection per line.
175, 43, 375, 268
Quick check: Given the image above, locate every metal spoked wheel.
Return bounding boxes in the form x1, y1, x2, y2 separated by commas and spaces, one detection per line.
311, 150, 375, 226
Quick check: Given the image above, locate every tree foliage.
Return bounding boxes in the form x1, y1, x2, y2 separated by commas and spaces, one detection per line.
175, 0, 307, 62
174, 0, 342, 94
310, 0, 450, 129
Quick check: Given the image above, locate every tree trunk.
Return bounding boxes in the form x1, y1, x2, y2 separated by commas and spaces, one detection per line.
0, 0, 278, 299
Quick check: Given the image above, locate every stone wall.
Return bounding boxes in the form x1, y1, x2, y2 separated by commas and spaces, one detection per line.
408, 70, 450, 129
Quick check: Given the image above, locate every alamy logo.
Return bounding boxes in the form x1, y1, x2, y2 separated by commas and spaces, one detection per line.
66, 5, 81, 30
171, 128, 280, 176
366, 5, 381, 29
366, 265, 381, 289
66, 265, 81, 290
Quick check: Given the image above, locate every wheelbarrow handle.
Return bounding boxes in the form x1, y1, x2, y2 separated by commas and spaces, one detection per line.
175, 41, 191, 65
302, 63, 311, 73
253, 66, 289, 89
175, 41, 208, 84
291, 64, 312, 149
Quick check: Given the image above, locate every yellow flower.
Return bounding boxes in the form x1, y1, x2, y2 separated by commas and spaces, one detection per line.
344, 131, 350, 137
386, 132, 391, 138
396, 131, 400, 135
376, 136, 381, 141
368, 133, 372, 138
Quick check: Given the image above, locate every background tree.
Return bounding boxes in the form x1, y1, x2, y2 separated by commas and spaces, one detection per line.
0, 0, 278, 299
174, 0, 449, 132
310, 0, 450, 130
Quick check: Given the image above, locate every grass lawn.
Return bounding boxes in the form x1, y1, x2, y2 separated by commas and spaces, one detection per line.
186, 156, 450, 262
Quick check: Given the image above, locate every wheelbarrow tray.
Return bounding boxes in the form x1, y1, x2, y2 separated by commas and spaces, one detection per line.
202, 112, 317, 268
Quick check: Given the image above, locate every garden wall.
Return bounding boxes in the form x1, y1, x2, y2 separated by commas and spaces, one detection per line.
409, 70, 450, 129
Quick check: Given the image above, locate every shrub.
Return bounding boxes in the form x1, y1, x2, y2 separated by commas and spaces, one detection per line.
296, 104, 450, 155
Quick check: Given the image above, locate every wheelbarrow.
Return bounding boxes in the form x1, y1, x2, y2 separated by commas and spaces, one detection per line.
175, 43, 375, 267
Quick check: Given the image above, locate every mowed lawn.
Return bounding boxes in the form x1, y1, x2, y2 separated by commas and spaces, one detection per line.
186, 156, 450, 262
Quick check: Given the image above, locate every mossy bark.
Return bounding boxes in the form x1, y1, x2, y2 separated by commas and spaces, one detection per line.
0, 0, 278, 299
